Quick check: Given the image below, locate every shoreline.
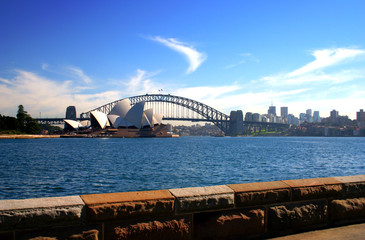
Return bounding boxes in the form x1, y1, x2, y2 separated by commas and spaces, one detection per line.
0, 134, 60, 139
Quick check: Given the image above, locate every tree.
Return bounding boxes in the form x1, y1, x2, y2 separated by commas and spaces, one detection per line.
16, 105, 27, 132
25, 115, 41, 134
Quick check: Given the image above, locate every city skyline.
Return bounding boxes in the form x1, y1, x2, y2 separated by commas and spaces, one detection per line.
1, 1, 365, 119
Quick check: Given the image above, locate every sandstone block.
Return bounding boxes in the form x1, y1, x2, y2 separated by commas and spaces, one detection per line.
194, 207, 265, 240
81, 190, 174, 221
283, 177, 342, 200
268, 200, 327, 232
16, 227, 100, 240
0, 196, 84, 230
330, 197, 365, 223
105, 216, 192, 240
228, 181, 290, 206
334, 175, 365, 197
169, 185, 234, 214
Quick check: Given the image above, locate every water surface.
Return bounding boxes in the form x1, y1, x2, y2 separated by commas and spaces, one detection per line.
0, 137, 364, 200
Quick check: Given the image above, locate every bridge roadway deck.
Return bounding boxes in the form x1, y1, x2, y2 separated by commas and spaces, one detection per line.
35, 117, 289, 127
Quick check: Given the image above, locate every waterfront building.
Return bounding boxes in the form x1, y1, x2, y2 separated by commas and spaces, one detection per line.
281, 107, 288, 118
64, 99, 163, 131
313, 111, 320, 123
299, 113, 306, 122
245, 112, 253, 122
357, 109, 365, 123
268, 106, 276, 116
306, 109, 313, 123
287, 114, 300, 125
252, 113, 261, 122
330, 109, 339, 119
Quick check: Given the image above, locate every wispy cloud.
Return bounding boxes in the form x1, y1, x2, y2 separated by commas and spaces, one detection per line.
123, 69, 161, 95
151, 36, 206, 74
224, 53, 259, 69
262, 47, 365, 86
67, 66, 93, 84
288, 48, 365, 77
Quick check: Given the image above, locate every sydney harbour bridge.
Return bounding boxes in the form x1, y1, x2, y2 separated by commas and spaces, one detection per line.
36, 94, 288, 136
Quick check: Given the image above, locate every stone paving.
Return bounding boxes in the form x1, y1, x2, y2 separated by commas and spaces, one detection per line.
268, 223, 365, 240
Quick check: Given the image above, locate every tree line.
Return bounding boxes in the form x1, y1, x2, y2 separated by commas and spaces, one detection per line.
0, 105, 41, 134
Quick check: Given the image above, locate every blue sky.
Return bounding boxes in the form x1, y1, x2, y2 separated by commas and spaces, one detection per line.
1, 0, 365, 119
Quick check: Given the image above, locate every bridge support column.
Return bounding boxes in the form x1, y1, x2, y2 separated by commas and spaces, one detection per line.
228, 110, 243, 136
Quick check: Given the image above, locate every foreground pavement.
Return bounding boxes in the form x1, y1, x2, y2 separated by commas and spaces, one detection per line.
268, 223, 365, 240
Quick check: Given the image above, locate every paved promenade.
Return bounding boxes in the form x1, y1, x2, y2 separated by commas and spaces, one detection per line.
269, 223, 365, 240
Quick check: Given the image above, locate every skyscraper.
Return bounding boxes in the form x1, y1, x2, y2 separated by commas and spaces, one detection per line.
281, 107, 288, 118
313, 111, 320, 123
306, 109, 313, 123
330, 109, 339, 119
357, 109, 365, 122
268, 106, 276, 116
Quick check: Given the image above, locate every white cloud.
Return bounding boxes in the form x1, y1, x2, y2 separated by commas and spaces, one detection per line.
67, 66, 92, 84
0, 68, 164, 117
262, 48, 365, 86
151, 36, 206, 74
0, 70, 117, 117
288, 48, 365, 77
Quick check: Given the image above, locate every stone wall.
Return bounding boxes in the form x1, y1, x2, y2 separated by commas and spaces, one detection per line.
1, 175, 365, 240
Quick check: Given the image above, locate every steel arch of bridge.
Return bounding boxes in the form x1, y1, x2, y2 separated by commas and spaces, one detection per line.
80, 94, 230, 134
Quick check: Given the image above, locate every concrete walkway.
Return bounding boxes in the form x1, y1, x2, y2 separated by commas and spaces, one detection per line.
268, 223, 365, 240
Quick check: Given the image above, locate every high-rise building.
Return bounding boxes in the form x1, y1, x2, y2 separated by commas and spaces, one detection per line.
305, 109, 312, 123
357, 109, 365, 122
268, 106, 276, 116
330, 109, 339, 119
313, 111, 320, 123
245, 112, 253, 122
281, 107, 288, 118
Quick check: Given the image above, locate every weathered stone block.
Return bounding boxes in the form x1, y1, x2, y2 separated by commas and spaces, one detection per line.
0, 196, 84, 230
228, 181, 290, 207
16, 227, 100, 240
169, 185, 234, 214
268, 200, 328, 232
331, 197, 365, 223
194, 208, 265, 240
334, 175, 365, 197
81, 190, 174, 221
283, 177, 342, 200
105, 216, 192, 240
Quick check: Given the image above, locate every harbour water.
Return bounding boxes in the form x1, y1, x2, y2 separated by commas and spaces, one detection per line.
1, 136, 364, 200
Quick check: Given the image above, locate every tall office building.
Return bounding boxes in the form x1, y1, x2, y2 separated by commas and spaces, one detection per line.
281, 107, 288, 118
306, 109, 313, 123
357, 109, 365, 122
313, 111, 320, 123
268, 106, 276, 116
330, 109, 339, 119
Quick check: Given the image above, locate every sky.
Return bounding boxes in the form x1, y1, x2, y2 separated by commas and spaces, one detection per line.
1, 0, 365, 120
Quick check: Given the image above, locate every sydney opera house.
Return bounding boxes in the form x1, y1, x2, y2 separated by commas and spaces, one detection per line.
63, 99, 174, 138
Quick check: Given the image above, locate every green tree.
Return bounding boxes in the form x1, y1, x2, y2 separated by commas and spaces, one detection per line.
16, 105, 27, 132
25, 115, 41, 134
